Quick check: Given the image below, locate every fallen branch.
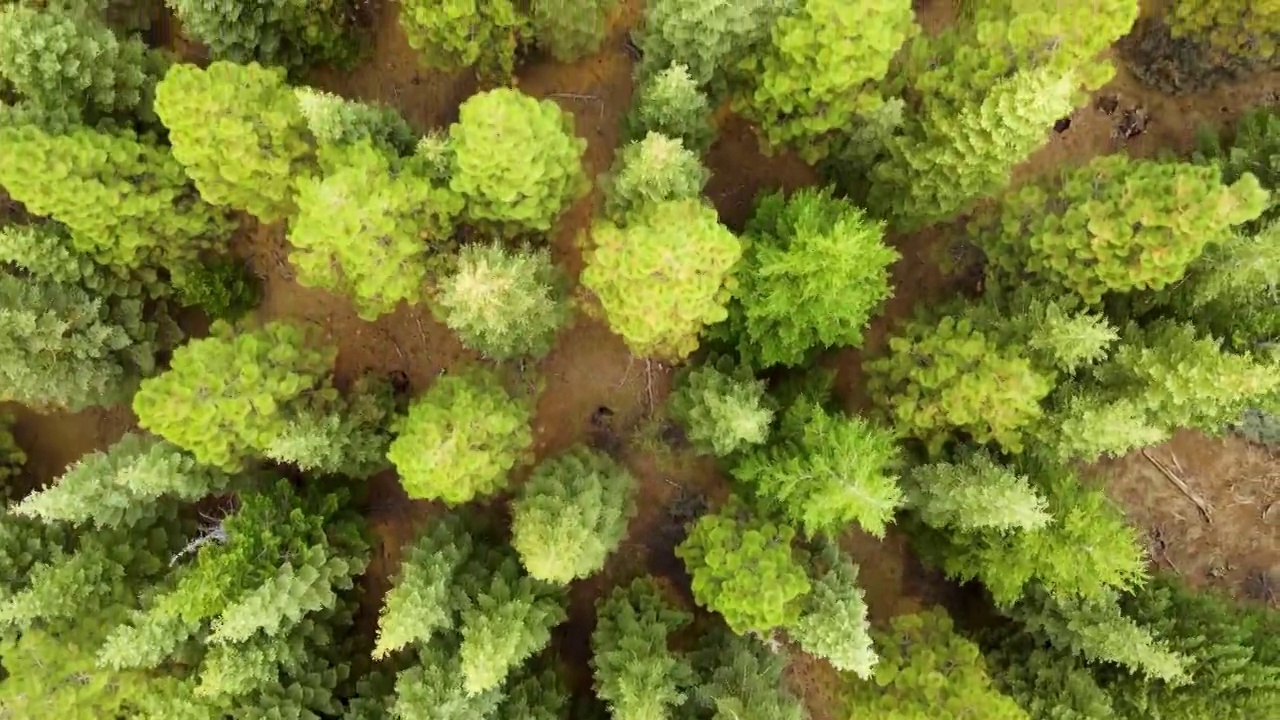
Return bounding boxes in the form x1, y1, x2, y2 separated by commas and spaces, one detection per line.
1142, 448, 1213, 524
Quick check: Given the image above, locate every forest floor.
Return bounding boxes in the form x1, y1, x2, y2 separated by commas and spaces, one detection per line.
6, 1, 1279, 717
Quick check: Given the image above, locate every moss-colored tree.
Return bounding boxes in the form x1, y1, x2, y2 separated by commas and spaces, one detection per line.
294, 86, 415, 156
591, 577, 694, 720
581, 198, 741, 361
626, 62, 715, 153
171, 256, 261, 322
0, 222, 148, 297
600, 131, 710, 222
155, 61, 312, 222
688, 630, 808, 720
1169, 0, 1280, 65
386, 368, 534, 503
635, 0, 791, 96
166, 0, 360, 69
668, 355, 775, 457
501, 665, 570, 720
372, 514, 474, 659
906, 452, 1051, 532
529, 0, 617, 62
390, 639, 504, 719
788, 540, 876, 677
263, 373, 399, 479
397, 0, 525, 80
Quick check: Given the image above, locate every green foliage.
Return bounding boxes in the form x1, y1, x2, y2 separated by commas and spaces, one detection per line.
1237, 407, 1280, 445
688, 630, 808, 720
0, 122, 228, 269
844, 609, 1028, 720
676, 503, 811, 634
373, 514, 473, 659
172, 257, 261, 321
977, 155, 1267, 304
0, 411, 24, 488
386, 368, 534, 503
1169, 0, 1280, 63
667, 355, 774, 457
434, 241, 571, 360
0, 275, 163, 410
866, 314, 1056, 455
155, 61, 313, 222
0, 222, 140, 295
737, 0, 916, 162
1200, 105, 1280, 229
601, 131, 710, 222
591, 577, 694, 720
295, 86, 415, 156
906, 452, 1051, 532
733, 401, 902, 537
581, 198, 742, 361
132, 320, 336, 470
263, 373, 399, 478
635, 0, 792, 96
13, 433, 228, 528
397, 0, 525, 80
724, 186, 898, 367
391, 640, 504, 719
291, 141, 462, 320
166, 0, 360, 69
788, 540, 876, 677
985, 633, 1122, 720
529, 0, 616, 62
1168, 224, 1280, 351
501, 665, 570, 720
449, 88, 588, 235
626, 63, 715, 153
511, 446, 637, 584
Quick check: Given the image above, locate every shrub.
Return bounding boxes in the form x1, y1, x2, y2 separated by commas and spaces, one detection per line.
165, 0, 360, 69
906, 452, 1051, 532
433, 241, 571, 360
386, 368, 534, 503
591, 577, 694, 720
667, 355, 774, 457
290, 142, 462, 320
172, 257, 261, 321
511, 447, 637, 584
600, 132, 710, 222
635, 0, 790, 96
788, 540, 876, 677
448, 88, 588, 235
625, 63, 715, 153
155, 61, 313, 222
397, 0, 526, 80
724, 187, 898, 367
529, 0, 617, 62
581, 198, 741, 361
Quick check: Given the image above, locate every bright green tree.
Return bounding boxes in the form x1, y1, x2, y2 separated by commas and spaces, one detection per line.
1169, 0, 1280, 65
787, 540, 876, 677
433, 241, 572, 360
581, 198, 741, 361
449, 88, 588, 235
600, 131, 710, 222
155, 61, 313, 222
626, 62, 715, 153
166, 0, 360, 69
373, 514, 474, 659
906, 452, 1051, 532
591, 577, 694, 720
668, 355, 775, 457
397, 0, 526, 80
294, 86, 415, 156
391, 639, 504, 719
529, 0, 617, 62
635, 0, 791, 96
0, 222, 148, 297
723, 186, 898, 367
386, 368, 534, 503
263, 373, 400, 479
511, 446, 636, 584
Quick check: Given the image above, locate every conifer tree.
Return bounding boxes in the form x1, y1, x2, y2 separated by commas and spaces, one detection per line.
1168, 0, 1280, 66
501, 665, 570, 720
737, 0, 917, 162
391, 639, 504, 718
787, 540, 876, 677
294, 86, 416, 156
155, 61, 313, 222
373, 514, 474, 659
397, 0, 526, 80
263, 373, 399, 479
433, 242, 572, 360
687, 630, 808, 720
290, 141, 463, 320
591, 577, 694, 720
511, 446, 637, 584
732, 400, 902, 537
626, 63, 715, 153
581, 198, 741, 361
166, 0, 360, 69
386, 368, 534, 503
635, 0, 792, 96
449, 88, 589, 235
722, 186, 898, 367
0, 411, 24, 488
0, 222, 141, 296
529, 0, 617, 63
668, 355, 775, 458
600, 132, 710, 222
906, 452, 1051, 532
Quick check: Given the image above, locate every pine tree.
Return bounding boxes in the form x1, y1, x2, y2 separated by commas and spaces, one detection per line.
0, 222, 139, 295
290, 141, 463, 320
1169, 0, 1280, 65
166, 0, 360, 69
626, 63, 715, 154
529, 0, 617, 63
13, 433, 229, 529
449, 88, 589, 235
155, 61, 313, 222
675, 502, 811, 634
0, 410, 24, 489
386, 368, 534, 503
132, 320, 337, 471
397, 0, 526, 80
906, 452, 1051, 532
500, 665, 570, 720
433, 241, 572, 360
591, 577, 694, 720
294, 86, 416, 156
511, 446, 637, 584
581, 198, 742, 361
787, 539, 876, 677
263, 373, 399, 479
600, 132, 710, 222
687, 630, 808, 720
721, 186, 898, 367
391, 639, 505, 719
667, 354, 775, 458
737, 0, 917, 162
732, 400, 902, 537
373, 513, 474, 659
985, 632, 1122, 720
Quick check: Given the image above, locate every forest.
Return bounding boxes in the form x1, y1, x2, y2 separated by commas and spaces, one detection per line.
0, 0, 1278, 718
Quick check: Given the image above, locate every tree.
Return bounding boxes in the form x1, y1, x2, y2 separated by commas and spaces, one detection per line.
391, 639, 504, 719
511, 446, 636, 584
155, 61, 313, 222
132, 320, 337, 471
0, 411, 24, 488
373, 514, 474, 659
529, 0, 617, 63
433, 241, 571, 360
676, 503, 811, 634
386, 368, 534, 503
626, 63, 715, 153
722, 187, 898, 367
0, 275, 165, 411
905, 452, 1051, 532
844, 609, 1028, 720
688, 630, 808, 720
0, 122, 228, 270
290, 141, 463, 320
591, 577, 694, 720
13, 433, 229, 529
501, 665, 570, 720
1168, 0, 1280, 66
635, 0, 792, 96
667, 355, 775, 457
449, 88, 589, 235
787, 540, 876, 677
0, 222, 145, 297
736, 0, 917, 162
975, 155, 1267, 304
581, 198, 741, 361
600, 132, 710, 222
294, 86, 416, 156
397, 0, 526, 80
733, 401, 902, 537
263, 373, 400, 479
165, 0, 360, 69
